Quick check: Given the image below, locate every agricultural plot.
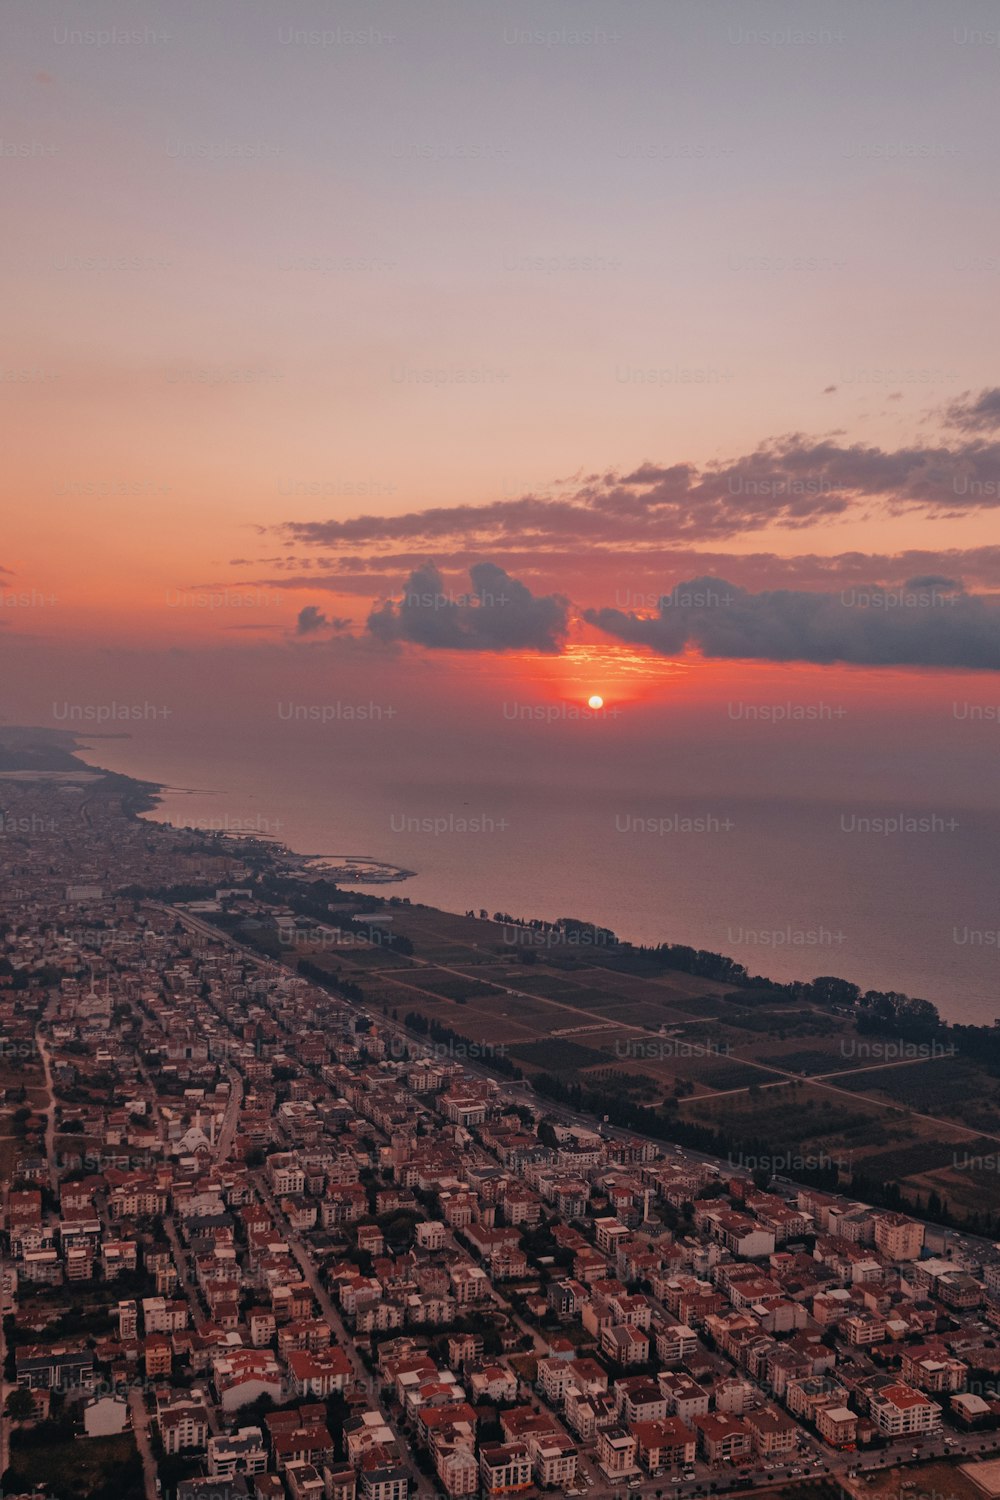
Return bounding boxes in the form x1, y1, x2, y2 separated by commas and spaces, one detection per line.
689, 1060, 777, 1091
507, 1038, 620, 1073
573, 965, 732, 1007
463, 991, 589, 1028
489, 971, 610, 1001
377, 966, 505, 1002
578, 1065, 664, 1101
350, 894, 1000, 1224
683, 1077, 896, 1151
375, 988, 545, 1047
331, 943, 415, 970
383, 905, 496, 945
753, 1045, 859, 1076
857, 1137, 977, 1179
833, 1055, 1000, 1120
347, 902, 1000, 1220
905, 1155, 1000, 1215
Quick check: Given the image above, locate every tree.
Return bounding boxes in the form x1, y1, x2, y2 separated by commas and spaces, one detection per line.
5, 1386, 36, 1421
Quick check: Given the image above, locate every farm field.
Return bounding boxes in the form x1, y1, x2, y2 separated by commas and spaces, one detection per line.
322, 900, 1000, 1217
834, 1055, 1000, 1127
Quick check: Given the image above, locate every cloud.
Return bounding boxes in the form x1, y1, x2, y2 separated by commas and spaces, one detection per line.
367, 562, 569, 653
295, 605, 351, 636
279, 422, 1000, 554
904, 574, 962, 592
942, 387, 1000, 433
585, 576, 1000, 671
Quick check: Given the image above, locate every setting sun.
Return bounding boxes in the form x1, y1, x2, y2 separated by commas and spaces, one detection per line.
588, 694, 604, 710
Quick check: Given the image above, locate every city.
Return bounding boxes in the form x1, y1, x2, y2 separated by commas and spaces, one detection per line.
4, 762, 1000, 1500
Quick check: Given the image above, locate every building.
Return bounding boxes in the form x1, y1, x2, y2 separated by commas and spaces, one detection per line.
358, 1448, 409, 1500
145, 1335, 173, 1378
600, 1323, 650, 1365
868, 1383, 943, 1438
287, 1346, 354, 1399
213, 1349, 283, 1412
285, 1461, 326, 1500
816, 1406, 859, 1448
746, 1407, 797, 1459
267, 1153, 305, 1195
479, 1442, 533, 1495
208, 1427, 268, 1479
700, 1208, 776, 1259
902, 1345, 968, 1394
631, 1417, 696, 1473
436, 1445, 478, 1498
845, 1312, 887, 1348
158, 1394, 211, 1454
416, 1221, 445, 1251
615, 1376, 667, 1425
179, 1482, 250, 1500
530, 1434, 579, 1490
143, 1296, 190, 1334
596, 1427, 639, 1479
873, 1213, 925, 1262
695, 1413, 752, 1464
15, 1342, 92, 1390
659, 1371, 711, 1424
656, 1322, 699, 1366
937, 1271, 983, 1310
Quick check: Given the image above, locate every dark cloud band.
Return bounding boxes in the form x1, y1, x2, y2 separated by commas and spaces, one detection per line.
586, 575, 1000, 671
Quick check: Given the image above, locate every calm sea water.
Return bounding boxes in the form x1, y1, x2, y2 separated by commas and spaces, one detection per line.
84, 730, 1000, 1028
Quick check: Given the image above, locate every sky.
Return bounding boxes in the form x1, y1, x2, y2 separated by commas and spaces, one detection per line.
5, 0, 1000, 735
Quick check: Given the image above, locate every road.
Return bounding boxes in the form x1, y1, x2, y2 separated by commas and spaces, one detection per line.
163, 1213, 205, 1326
214, 1064, 244, 1164
34, 1023, 59, 1192
129, 1386, 159, 1500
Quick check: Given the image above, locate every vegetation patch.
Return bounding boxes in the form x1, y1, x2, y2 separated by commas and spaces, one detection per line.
508, 1038, 614, 1072
7, 1431, 143, 1500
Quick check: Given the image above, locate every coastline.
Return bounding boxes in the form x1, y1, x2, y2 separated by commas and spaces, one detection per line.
0, 723, 971, 1038
28, 723, 1000, 1023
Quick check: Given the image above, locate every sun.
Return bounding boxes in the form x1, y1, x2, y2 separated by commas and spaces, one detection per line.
587, 694, 604, 710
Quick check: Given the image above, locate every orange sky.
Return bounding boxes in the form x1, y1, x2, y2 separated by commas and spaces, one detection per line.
5, 0, 1000, 683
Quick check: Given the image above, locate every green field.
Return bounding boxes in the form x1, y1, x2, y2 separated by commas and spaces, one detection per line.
7, 1431, 143, 1500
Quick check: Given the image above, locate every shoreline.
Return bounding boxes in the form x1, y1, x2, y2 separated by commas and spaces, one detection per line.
0, 723, 965, 1031
3, 727, 416, 885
